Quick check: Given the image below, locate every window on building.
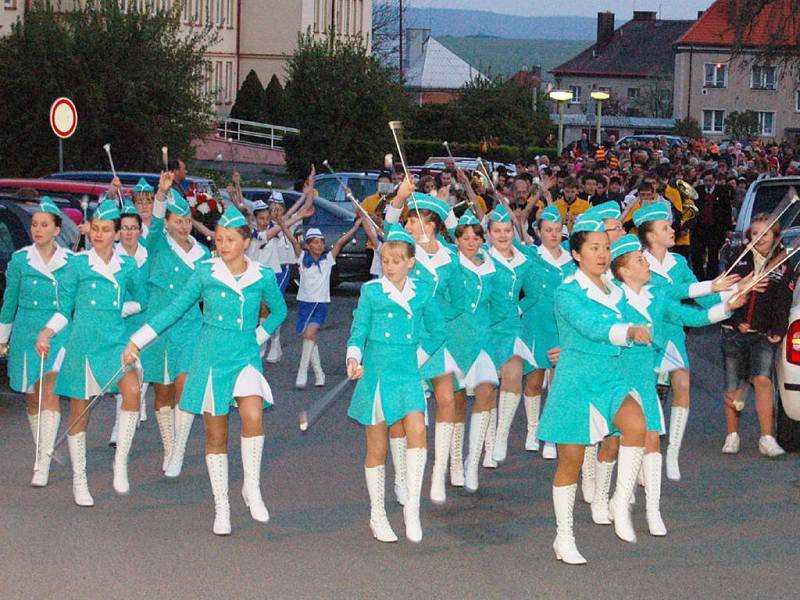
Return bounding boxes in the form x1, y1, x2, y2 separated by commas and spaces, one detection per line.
194, 0, 201, 24
4, 0, 17, 8
345, 0, 351, 35
215, 0, 223, 25
314, 0, 321, 32
752, 65, 777, 90
214, 61, 222, 104
225, 62, 233, 104
568, 85, 581, 103
121, 0, 129, 12
702, 109, 725, 133
757, 111, 775, 136
202, 61, 212, 97
355, 0, 362, 34
205, 0, 211, 25
627, 87, 640, 99
180, 0, 188, 22
796, 90, 800, 112
704, 63, 727, 88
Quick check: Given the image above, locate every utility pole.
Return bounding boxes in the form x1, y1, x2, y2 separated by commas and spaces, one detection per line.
330, 0, 336, 49
399, 0, 404, 78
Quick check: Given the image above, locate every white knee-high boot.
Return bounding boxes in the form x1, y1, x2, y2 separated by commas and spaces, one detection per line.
295, 339, 314, 389
590, 459, 615, 525
206, 453, 231, 535
666, 406, 689, 481
27, 413, 38, 442
31, 410, 60, 488
309, 343, 326, 387
643, 452, 667, 536
449, 422, 465, 486
482, 407, 498, 468
581, 444, 598, 504
403, 447, 427, 543
365, 465, 397, 542
68, 432, 94, 507
608, 445, 645, 543
492, 391, 521, 463
113, 410, 139, 495
155, 406, 175, 472
552, 484, 586, 565
524, 394, 541, 451
165, 405, 194, 478
109, 394, 123, 446
389, 436, 407, 505
465, 411, 491, 492
266, 326, 283, 364
241, 435, 269, 523
139, 382, 149, 422
430, 422, 454, 504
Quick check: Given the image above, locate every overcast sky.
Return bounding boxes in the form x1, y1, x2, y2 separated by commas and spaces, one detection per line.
409, 0, 714, 20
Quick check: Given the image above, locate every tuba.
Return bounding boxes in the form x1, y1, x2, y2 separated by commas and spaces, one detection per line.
676, 179, 699, 230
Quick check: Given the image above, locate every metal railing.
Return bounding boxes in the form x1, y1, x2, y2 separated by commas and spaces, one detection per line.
216, 118, 300, 149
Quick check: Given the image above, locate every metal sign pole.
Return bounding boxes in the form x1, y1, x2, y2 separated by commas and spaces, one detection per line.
59, 138, 64, 172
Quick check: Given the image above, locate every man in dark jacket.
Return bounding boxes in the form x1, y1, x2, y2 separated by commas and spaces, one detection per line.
691, 169, 733, 279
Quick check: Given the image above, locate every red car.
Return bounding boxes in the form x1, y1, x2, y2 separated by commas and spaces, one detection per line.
0, 178, 132, 222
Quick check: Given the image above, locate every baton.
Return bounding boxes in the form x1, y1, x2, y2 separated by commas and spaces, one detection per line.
48, 363, 130, 460
299, 377, 353, 433
33, 352, 44, 472
321, 160, 383, 235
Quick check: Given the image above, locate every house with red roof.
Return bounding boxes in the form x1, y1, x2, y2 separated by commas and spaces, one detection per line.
673, 0, 800, 142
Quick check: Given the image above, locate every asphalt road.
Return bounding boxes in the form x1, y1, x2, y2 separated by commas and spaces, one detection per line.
1, 286, 799, 599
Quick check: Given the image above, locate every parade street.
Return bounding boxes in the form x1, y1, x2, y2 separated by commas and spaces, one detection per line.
1, 286, 799, 600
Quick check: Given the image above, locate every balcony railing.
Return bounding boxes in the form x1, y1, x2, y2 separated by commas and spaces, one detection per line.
216, 118, 300, 149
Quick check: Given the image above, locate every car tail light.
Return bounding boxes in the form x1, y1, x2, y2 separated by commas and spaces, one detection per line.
786, 320, 800, 365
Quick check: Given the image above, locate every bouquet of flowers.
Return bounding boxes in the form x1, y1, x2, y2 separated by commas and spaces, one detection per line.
186, 183, 225, 227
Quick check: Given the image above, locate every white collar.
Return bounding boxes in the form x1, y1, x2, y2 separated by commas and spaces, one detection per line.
166, 233, 205, 269
621, 283, 653, 322
379, 275, 416, 315
26, 245, 68, 280
537, 244, 572, 269
489, 244, 527, 271
209, 256, 263, 297
573, 268, 622, 314
459, 251, 496, 276
415, 242, 452, 277
88, 247, 122, 285
115, 242, 148, 268
643, 249, 676, 283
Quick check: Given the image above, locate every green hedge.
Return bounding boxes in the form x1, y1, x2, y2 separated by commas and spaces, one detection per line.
404, 139, 558, 166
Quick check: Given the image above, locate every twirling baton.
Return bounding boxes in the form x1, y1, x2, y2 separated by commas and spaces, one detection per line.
321, 160, 383, 235
161, 146, 169, 171
48, 363, 130, 461
103, 143, 125, 207
477, 156, 523, 237
33, 352, 45, 473
299, 377, 353, 432
443, 141, 454, 160
388, 121, 428, 242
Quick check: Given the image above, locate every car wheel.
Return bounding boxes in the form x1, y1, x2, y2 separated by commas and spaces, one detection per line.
776, 392, 800, 453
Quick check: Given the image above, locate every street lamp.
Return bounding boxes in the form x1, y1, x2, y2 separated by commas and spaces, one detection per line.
549, 90, 573, 155
590, 90, 610, 146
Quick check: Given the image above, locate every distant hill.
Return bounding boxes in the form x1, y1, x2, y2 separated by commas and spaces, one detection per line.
406, 7, 603, 41
436, 36, 591, 79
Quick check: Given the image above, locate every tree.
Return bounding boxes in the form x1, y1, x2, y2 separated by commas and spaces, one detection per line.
229, 70, 267, 122
729, 0, 800, 79
371, 1, 406, 68
263, 74, 287, 124
283, 32, 410, 178
629, 76, 673, 118
725, 110, 761, 140
0, 1, 214, 177
673, 116, 703, 139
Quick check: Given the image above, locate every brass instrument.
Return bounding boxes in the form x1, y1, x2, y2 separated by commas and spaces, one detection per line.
676, 179, 699, 230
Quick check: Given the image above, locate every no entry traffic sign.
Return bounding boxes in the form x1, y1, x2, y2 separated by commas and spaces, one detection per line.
50, 97, 78, 139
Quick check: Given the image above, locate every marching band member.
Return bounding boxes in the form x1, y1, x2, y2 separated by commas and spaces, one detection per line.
124, 205, 287, 535
141, 174, 210, 478
447, 210, 499, 492
385, 183, 465, 505
0, 198, 71, 487
633, 203, 739, 481
132, 177, 155, 241
285, 221, 363, 389
538, 212, 648, 564
108, 203, 151, 449
346, 224, 445, 543
518, 205, 575, 457
486, 203, 536, 464
591, 235, 745, 536
36, 200, 146, 505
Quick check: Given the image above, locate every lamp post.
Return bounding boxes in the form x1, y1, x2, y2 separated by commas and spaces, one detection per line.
549, 90, 573, 155
590, 90, 610, 146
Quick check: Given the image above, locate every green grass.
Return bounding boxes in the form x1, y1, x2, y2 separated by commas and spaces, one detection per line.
436, 36, 591, 79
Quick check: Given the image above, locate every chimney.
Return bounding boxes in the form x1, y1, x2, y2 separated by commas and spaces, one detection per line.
697, 10, 705, 19
532, 65, 542, 78
404, 28, 430, 72
633, 11, 657, 21
596, 12, 615, 50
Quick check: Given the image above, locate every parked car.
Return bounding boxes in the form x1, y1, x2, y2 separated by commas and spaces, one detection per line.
423, 157, 517, 174
44, 171, 218, 196
0, 178, 132, 216
722, 175, 800, 451
314, 172, 379, 204
241, 186, 370, 285
615, 134, 686, 148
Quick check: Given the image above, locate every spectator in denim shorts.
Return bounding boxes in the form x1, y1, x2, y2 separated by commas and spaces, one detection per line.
721, 213, 794, 457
